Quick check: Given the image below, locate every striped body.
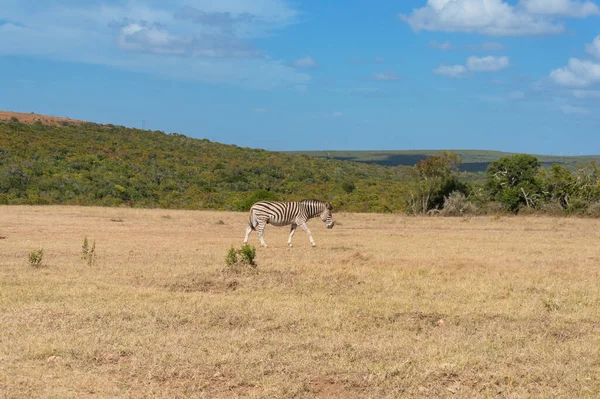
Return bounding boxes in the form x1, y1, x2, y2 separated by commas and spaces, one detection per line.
243, 199, 334, 247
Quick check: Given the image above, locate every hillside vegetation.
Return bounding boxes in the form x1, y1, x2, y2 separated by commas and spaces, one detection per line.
0, 117, 410, 212
2, 112, 600, 217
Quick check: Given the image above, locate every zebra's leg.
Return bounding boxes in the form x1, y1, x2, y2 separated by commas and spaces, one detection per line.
243, 226, 253, 244
288, 223, 297, 247
299, 222, 316, 247
256, 222, 268, 247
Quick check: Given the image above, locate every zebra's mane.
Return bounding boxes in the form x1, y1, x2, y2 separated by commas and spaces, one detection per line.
300, 199, 333, 211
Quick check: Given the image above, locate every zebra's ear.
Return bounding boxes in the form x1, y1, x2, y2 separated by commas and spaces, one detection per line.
326, 202, 333, 210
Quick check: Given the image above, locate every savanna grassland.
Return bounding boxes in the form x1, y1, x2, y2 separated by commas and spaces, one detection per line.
1, 206, 600, 398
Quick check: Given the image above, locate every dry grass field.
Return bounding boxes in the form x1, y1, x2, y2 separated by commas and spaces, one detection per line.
1, 206, 600, 398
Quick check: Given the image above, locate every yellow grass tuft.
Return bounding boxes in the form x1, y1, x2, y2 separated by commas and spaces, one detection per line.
1, 206, 599, 398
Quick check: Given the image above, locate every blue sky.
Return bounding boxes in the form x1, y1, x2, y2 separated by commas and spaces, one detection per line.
1, 0, 600, 154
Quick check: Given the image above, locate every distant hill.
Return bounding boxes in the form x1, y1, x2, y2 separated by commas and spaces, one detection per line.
0, 113, 410, 213
291, 150, 600, 172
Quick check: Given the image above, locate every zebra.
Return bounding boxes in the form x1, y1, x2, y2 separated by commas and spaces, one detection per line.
243, 199, 335, 248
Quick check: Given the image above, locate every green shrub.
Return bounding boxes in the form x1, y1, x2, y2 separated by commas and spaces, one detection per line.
224, 244, 257, 273
566, 198, 589, 215
586, 202, 600, 218
238, 244, 256, 266
82, 236, 97, 266
234, 190, 280, 212
225, 246, 238, 266
28, 249, 44, 268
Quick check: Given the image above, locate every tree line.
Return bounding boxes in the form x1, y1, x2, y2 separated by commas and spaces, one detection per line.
408, 152, 600, 217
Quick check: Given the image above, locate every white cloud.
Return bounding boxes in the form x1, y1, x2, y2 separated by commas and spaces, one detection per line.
519, 0, 600, 18
400, 0, 564, 36
467, 55, 510, 71
361, 71, 401, 81
429, 40, 454, 50
290, 56, 319, 69
0, 0, 309, 89
586, 35, 600, 59
434, 64, 469, 78
550, 58, 600, 87
435, 55, 510, 78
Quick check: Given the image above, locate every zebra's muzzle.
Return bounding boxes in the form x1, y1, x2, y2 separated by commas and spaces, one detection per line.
326, 221, 335, 229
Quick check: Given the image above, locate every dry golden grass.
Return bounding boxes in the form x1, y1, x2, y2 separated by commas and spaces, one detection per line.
1, 206, 599, 398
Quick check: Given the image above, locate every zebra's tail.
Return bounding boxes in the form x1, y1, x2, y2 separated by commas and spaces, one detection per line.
248, 209, 257, 231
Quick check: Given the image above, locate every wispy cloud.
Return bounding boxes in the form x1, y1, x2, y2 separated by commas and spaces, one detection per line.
572, 89, 600, 98
435, 55, 511, 78
429, 40, 454, 51
434, 64, 470, 78
360, 71, 401, 81
290, 56, 320, 69
519, 0, 600, 18
467, 56, 511, 72
586, 35, 600, 59
558, 103, 590, 115
0, 1, 309, 89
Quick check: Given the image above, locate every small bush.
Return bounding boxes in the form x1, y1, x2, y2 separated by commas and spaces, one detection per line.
566, 198, 588, 215
28, 249, 44, 268
224, 244, 257, 273
540, 201, 565, 217
586, 202, 600, 218
238, 244, 256, 266
82, 237, 97, 267
440, 191, 478, 217
10, 116, 19, 123
226, 246, 238, 266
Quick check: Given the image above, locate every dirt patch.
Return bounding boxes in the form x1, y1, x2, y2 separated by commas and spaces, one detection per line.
0, 110, 85, 126
312, 378, 352, 398
167, 273, 240, 293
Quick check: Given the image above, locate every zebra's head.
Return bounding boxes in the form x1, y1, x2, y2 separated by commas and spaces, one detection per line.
321, 202, 335, 229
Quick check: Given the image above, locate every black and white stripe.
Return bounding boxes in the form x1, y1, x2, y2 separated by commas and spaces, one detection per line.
243, 199, 335, 247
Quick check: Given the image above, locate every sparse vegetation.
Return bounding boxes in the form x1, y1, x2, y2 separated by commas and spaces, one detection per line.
27, 248, 44, 268
81, 236, 96, 267
2, 206, 599, 398
225, 244, 257, 273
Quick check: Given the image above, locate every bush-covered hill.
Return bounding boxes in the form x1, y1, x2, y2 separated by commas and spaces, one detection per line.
0, 118, 411, 212
292, 150, 600, 172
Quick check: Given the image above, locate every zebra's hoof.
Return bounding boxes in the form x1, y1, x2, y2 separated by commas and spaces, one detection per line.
288, 244, 293, 248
